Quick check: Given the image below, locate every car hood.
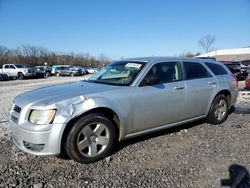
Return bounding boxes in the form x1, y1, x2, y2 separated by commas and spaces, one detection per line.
15, 81, 120, 106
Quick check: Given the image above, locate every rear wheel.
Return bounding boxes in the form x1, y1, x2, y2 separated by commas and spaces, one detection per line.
207, 94, 229, 124
45, 72, 49, 77
66, 113, 116, 164
17, 72, 24, 80
56, 72, 60, 77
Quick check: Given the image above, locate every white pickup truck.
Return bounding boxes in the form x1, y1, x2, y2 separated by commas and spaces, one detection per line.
0, 64, 36, 79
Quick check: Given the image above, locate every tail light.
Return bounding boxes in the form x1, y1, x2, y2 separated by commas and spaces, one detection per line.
246, 79, 250, 88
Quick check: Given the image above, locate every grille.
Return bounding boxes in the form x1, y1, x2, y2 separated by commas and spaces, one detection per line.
14, 105, 21, 113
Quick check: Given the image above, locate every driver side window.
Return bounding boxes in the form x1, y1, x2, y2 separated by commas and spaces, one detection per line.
141, 62, 182, 86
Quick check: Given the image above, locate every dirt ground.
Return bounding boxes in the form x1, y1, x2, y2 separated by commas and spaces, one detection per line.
0, 77, 249, 188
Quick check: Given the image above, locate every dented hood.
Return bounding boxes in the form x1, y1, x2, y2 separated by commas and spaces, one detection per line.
16, 81, 120, 105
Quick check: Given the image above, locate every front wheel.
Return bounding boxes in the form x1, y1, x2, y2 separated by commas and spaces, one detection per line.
45, 72, 49, 77
65, 113, 116, 164
207, 94, 229, 124
17, 72, 24, 80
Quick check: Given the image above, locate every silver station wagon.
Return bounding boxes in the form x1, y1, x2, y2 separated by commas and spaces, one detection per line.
10, 57, 238, 163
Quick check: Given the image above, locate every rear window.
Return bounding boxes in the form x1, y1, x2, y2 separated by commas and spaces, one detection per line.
184, 62, 211, 80
205, 62, 228, 75
15, 64, 26, 68
241, 61, 250, 66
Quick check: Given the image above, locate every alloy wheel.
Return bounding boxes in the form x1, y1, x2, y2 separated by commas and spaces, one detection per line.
214, 99, 227, 121
76, 123, 110, 157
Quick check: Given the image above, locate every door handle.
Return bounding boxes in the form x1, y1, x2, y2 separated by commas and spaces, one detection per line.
174, 86, 185, 90
208, 81, 216, 85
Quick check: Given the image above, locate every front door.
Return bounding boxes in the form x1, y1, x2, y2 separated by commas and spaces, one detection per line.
133, 61, 186, 132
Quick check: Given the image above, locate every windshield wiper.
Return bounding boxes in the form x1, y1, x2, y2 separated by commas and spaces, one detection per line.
85, 80, 125, 86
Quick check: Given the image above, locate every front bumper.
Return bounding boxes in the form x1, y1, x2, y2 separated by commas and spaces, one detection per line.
10, 120, 65, 155
23, 72, 36, 77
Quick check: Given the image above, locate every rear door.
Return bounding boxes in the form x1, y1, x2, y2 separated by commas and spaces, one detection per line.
183, 61, 217, 118
2, 65, 12, 76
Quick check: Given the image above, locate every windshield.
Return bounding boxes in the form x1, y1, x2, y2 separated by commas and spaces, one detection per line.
87, 61, 146, 86
38, 67, 45, 71
15, 64, 26, 68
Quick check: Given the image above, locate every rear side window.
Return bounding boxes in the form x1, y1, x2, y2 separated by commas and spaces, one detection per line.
10, 65, 15, 69
205, 62, 228, 75
184, 62, 211, 80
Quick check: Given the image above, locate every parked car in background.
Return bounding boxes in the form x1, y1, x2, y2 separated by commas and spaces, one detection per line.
34, 66, 52, 78
10, 57, 238, 164
0, 64, 36, 80
55, 66, 82, 77
70, 66, 88, 75
241, 60, 250, 74
86, 67, 98, 74
245, 75, 250, 89
51, 65, 70, 75
72, 66, 88, 75
0, 73, 9, 81
80, 67, 88, 75
224, 62, 248, 81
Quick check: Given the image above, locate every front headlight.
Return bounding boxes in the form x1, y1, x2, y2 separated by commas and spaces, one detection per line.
29, 109, 56, 125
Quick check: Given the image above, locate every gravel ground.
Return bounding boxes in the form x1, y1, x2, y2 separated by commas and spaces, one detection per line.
0, 77, 249, 188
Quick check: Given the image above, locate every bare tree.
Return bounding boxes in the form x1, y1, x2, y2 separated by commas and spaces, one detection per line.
0, 46, 9, 55
98, 54, 111, 67
198, 35, 216, 53
182, 52, 195, 58
0, 45, 111, 67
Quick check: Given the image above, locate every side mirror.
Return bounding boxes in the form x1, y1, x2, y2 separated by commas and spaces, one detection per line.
142, 75, 160, 86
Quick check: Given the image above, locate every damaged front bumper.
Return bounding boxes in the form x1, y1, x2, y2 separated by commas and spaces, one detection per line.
10, 120, 65, 155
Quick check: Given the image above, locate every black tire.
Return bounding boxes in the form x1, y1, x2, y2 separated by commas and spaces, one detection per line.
17, 72, 24, 80
4, 75, 9, 81
207, 94, 229, 124
65, 113, 116, 164
56, 72, 60, 77
45, 72, 49, 77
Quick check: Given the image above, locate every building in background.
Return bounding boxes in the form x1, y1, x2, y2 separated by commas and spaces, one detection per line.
197, 47, 250, 62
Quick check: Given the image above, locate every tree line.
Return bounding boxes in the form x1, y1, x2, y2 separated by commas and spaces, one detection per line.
0, 45, 111, 67
0, 35, 216, 67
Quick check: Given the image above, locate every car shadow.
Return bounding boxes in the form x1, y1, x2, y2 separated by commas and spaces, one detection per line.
221, 164, 250, 188
111, 118, 205, 156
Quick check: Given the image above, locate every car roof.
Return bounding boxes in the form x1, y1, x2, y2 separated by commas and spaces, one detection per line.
122, 56, 221, 64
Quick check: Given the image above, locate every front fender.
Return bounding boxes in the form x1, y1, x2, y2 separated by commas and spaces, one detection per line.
56, 95, 133, 141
